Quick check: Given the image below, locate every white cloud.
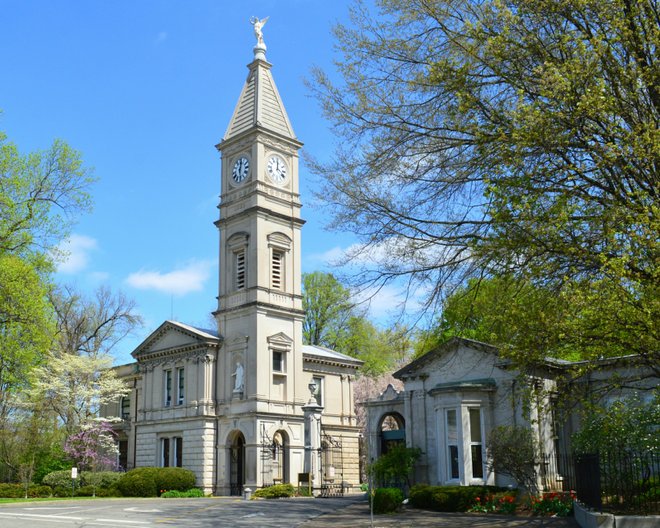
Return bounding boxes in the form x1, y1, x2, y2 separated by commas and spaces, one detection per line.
56, 234, 98, 274
306, 245, 346, 267
125, 259, 213, 296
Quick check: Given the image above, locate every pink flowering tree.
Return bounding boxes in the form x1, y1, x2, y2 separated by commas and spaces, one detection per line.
64, 419, 119, 472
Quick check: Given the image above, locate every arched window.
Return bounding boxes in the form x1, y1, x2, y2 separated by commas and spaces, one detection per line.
379, 412, 405, 455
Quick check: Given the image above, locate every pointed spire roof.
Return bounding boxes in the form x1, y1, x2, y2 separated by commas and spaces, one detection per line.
223, 43, 297, 143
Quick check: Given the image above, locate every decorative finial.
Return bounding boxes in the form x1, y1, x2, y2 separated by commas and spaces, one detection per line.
250, 16, 269, 46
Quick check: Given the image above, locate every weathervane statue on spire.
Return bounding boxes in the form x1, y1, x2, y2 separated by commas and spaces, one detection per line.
250, 16, 269, 46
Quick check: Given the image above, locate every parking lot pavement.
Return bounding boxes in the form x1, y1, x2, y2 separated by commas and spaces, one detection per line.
0, 495, 580, 528
300, 497, 581, 528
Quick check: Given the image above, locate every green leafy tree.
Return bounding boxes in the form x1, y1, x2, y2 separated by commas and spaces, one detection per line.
572, 393, 660, 455
414, 277, 581, 363
309, 0, 659, 372
0, 255, 54, 423
303, 271, 411, 374
370, 444, 422, 489
0, 132, 94, 263
302, 271, 353, 347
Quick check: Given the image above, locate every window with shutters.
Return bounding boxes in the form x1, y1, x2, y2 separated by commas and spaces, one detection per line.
272, 250, 284, 290
235, 249, 246, 290
267, 232, 291, 292
227, 232, 249, 293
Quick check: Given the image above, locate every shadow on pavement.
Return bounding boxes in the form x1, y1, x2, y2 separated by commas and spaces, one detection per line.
301, 496, 580, 528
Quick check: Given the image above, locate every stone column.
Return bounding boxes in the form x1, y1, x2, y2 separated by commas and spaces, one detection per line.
302, 379, 323, 495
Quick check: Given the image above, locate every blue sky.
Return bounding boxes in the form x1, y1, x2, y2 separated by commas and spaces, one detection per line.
1, 0, 413, 364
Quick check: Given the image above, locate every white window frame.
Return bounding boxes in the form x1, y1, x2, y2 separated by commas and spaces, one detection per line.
161, 437, 170, 467
468, 407, 485, 480
272, 350, 284, 373
173, 436, 183, 468
120, 395, 130, 420
176, 367, 185, 405
312, 376, 324, 407
444, 408, 461, 482
164, 370, 172, 407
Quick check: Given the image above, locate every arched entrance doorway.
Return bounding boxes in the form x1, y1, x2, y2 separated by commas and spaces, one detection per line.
229, 431, 245, 496
379, 412, 405, 455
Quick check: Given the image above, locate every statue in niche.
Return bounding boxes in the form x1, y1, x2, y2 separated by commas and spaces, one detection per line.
233, 361, 244, 393
250, 16, 269, 46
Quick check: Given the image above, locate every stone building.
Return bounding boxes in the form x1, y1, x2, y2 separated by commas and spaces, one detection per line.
362, 337, 657, 491
103, 30, 362, 495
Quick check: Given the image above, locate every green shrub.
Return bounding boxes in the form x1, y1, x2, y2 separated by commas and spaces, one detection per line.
96, 485, 123, 497
373, 487, 404, 514
253, 483, 296, 498
161, 488, 205, 498
76, 485, 95, 497
117, 470, 158, 497
116, 467, 196, 497
408, 484, 432, 506
408, 484, 510, 512
468, 491, 518, 514
528, 491, 574, 516
155, 467, 196, 494
42, 470, 76, 488
370, 446, 422, 489
52, 485, 74, 497
81, 471, 122, 489
0, 483, 24, 498
26, 485, 53, 498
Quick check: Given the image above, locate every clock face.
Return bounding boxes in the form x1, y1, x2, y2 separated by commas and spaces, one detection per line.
232, 156, 250, 183
267, 154, 287, 184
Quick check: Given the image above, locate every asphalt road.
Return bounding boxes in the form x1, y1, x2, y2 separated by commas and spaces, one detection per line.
0, 496, 580, 528
0, 496, 361, 527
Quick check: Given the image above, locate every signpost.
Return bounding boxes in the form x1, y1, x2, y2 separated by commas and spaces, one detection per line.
71, 467, 78, 497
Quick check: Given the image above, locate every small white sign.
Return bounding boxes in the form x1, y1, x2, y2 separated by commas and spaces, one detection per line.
71, 467, 78, 479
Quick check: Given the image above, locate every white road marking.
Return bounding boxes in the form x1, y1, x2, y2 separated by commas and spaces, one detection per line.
124, 507, 163, 513
0, 512, 84, 520
95, 519, 151, 524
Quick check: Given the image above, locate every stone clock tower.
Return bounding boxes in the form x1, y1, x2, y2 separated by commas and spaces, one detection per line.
103, 23, 362, 496
213, 33, 310, 493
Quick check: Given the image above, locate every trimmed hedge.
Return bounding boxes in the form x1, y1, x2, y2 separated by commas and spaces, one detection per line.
253, 483, 296, 499
0, 484, 52, 499
116, 467, 196, 497
409, 484, 512, 512
117, 469, 158, 497
161, 488, 205, 498
373, 487, 404, 514
41, 470, 122, 490
0, 483, 52, 498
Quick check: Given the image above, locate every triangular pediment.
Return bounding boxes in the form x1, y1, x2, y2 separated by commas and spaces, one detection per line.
223, 58, 296, 142
378, 384, 402, 401
132, 320, 222, 359
267, 332, 294, 348
394, 337, 498, 380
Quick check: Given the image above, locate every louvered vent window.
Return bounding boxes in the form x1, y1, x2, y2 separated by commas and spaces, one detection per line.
272, 250, 283, 290
236, 250, 246, 290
